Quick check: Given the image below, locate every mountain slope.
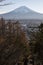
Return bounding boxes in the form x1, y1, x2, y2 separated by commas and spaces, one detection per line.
0, 6, 43, 20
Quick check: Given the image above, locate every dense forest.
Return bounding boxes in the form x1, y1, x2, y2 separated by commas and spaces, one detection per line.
0, 18, 43, 65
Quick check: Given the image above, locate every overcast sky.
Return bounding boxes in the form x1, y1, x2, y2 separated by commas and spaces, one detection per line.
0, 0, 43, 14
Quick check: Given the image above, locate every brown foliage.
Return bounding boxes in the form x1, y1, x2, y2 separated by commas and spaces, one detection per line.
0, 18, 29, 65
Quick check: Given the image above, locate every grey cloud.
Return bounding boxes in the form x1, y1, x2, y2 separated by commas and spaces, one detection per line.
0, 0, 5, 2
0, 2, 15, 6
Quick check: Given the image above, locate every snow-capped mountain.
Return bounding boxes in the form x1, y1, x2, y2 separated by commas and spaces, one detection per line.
0, 6, 43, 20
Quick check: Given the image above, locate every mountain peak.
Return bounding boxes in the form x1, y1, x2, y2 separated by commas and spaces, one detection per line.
14, 6, 30, 13
18, 6, 28, 9
0, 6, 43, 20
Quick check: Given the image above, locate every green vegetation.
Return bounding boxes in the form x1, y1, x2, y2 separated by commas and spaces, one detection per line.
29, 23, 43, 65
